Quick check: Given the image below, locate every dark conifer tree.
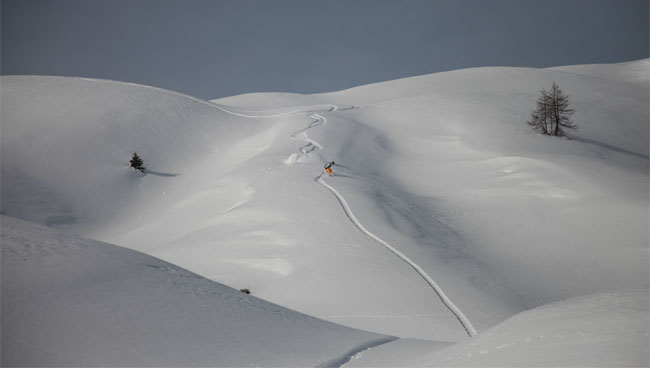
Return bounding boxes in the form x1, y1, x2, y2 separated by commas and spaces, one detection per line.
130, 152, 146, 172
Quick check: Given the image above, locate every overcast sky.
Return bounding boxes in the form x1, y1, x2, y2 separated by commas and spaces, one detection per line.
2, 0, 648, 100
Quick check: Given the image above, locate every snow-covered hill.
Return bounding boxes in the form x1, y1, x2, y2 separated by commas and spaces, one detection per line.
2, 59, 648, 365
0, 76, 271, 238
346, 290, 649, 367
1, 215, 393, 367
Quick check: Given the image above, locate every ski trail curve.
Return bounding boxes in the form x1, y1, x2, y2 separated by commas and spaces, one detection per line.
286, 112, 327, 163
316, 336, 398, 368
217, 101, 477, 337
288, 106, 477, 338
214, 103, 338, 119
316, 174, 477, 338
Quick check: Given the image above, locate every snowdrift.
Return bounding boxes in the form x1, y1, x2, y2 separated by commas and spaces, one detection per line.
1, 215, 391, 367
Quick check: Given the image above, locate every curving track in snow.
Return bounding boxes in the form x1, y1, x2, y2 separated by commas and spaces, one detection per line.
316, 336, 398, 368
220, 102, 477, 338
293, 113, 326, 155
295, 106, 477, 338
213, 103, 339, 119
316, 174, 477, 338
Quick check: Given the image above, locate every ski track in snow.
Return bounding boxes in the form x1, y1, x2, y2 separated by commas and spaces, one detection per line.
316, 175, 477, 338
217, 102, 478, 339
316, 336, 399, 368
214, 103, 339, 119
296, 106, 477, 339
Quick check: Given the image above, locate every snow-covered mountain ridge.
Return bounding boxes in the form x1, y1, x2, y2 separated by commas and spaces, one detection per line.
2, 59, 648, 366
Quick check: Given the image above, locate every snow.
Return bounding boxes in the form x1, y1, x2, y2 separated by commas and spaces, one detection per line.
548, 59, 650, 88
1, 215, 391, 367
343, 338, 454, 367
0, 76, 270, 238
2, 59, 648, 365
316, 171, 477, 337
346, 291, 649, 367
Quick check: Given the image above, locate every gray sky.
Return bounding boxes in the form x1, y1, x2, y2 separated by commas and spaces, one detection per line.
2, 0, 648, 100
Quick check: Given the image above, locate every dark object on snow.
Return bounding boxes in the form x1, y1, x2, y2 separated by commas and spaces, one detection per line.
130, 152, 146, 172
324, 161, 335, 175
240, 288, 251, 294
527, 81, 576, 137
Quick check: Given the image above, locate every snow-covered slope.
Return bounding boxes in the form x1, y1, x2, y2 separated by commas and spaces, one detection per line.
345, 290, 649, 367
2, 59, 648, 365
211, 60, 649, 334
549, 59, 649, 88
0, 76, 271, 237
421, 290, 650, 367
1, 215, 392, 367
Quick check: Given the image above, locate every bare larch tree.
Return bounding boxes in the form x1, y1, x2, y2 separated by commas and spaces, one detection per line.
528, 81, 576, 137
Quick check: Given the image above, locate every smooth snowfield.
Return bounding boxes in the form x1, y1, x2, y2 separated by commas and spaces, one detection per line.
2, 59, 648, 365
1, 215, 393, 367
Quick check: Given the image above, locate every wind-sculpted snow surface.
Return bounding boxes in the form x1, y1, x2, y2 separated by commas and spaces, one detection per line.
1, 59, 648, 365
0, 216, 391, 367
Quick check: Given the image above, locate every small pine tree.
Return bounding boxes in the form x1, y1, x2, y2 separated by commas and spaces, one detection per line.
528, 82, 576, 137
130, 152, 146, 172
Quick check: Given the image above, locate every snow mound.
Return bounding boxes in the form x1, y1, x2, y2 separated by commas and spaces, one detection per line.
0, 215, 391, 367
346, 291, 649, 367
420, 290, 650, 367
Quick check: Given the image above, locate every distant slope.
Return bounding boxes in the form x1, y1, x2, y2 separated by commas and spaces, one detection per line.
548, 59, 649, 88
1, 215, 392, 367
214, 91, 317, 110
0, 76, 272, 237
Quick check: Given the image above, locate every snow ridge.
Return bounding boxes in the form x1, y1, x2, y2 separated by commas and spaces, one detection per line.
212, 103, 339, 118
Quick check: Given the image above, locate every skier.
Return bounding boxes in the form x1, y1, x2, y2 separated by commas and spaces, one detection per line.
324, 161, 335, 175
